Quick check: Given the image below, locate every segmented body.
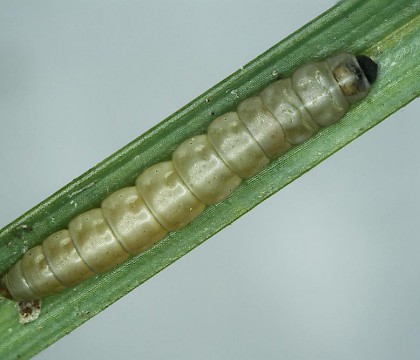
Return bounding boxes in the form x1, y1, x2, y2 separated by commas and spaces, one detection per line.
1, 52, 376, 301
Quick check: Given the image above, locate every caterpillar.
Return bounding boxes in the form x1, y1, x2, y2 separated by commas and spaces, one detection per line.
0, 52, 378, 301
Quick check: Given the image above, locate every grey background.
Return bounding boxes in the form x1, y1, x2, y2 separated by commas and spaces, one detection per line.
1, 1, 419, 359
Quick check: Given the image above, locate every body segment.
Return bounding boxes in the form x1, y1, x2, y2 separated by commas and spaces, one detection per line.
1, 53, 377, 301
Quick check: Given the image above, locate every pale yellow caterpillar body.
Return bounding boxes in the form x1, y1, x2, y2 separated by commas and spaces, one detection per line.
0, 52, 378, 301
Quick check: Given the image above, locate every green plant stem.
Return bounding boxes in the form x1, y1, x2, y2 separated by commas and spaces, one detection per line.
0, 0, 419, 358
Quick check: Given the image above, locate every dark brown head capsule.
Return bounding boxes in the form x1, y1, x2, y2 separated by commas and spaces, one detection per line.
328, 53, 378, 104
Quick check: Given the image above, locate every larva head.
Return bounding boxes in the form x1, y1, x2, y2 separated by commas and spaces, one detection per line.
327, 52, 378, 104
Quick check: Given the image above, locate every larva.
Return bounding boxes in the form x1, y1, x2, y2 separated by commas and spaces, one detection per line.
0, 52, 378, 301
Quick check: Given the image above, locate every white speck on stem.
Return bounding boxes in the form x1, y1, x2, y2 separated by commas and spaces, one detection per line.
69, 182, 95, 199
230, 90, 239, 99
